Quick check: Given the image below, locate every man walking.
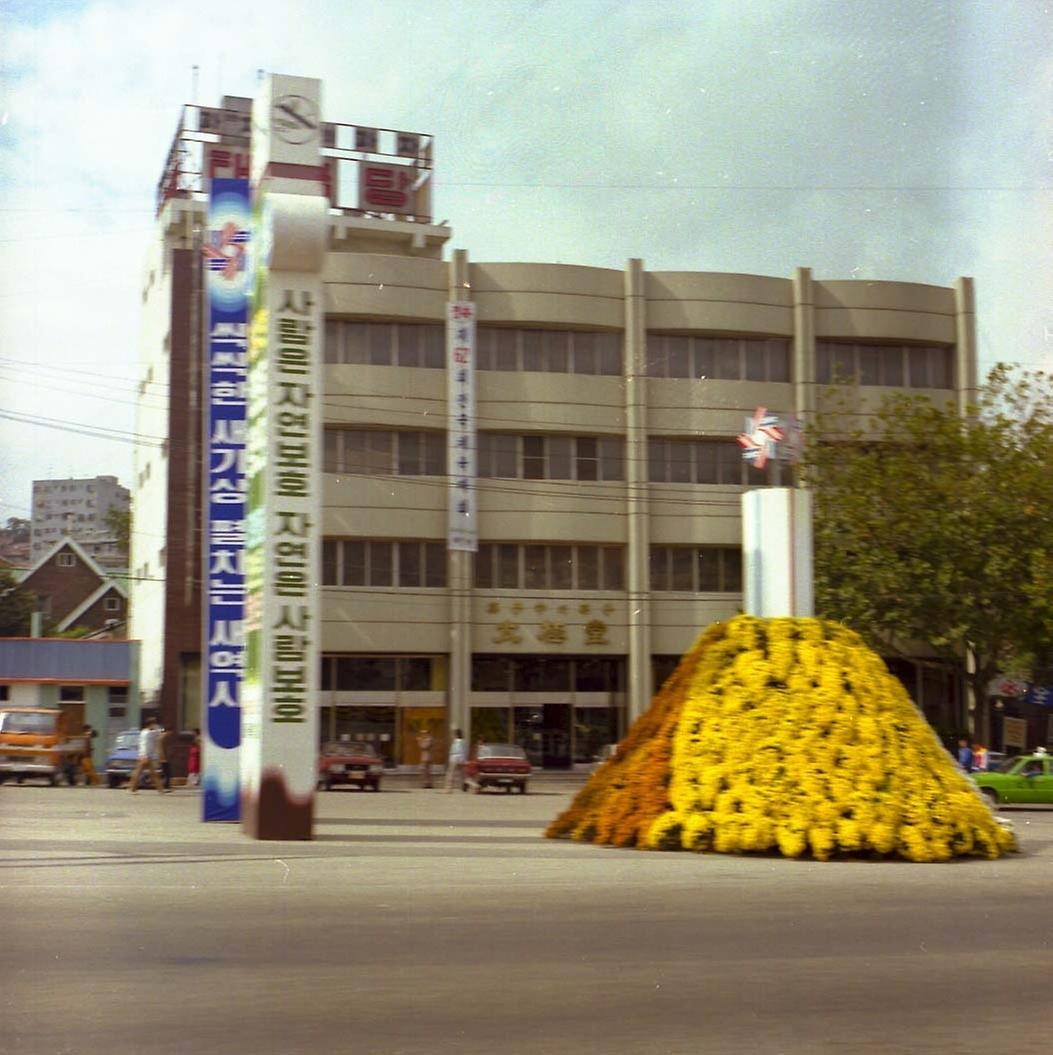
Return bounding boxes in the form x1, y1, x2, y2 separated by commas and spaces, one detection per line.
129, 718, 167, 793
444, 727, 466, 793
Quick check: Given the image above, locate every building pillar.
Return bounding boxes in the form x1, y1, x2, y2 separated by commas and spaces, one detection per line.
447, 248, 473, 741
793, 266, 816, 429
624, 258, 652, 723
953, 277, 978, 416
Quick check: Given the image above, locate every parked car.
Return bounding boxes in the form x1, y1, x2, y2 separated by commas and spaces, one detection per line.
105, 730, 143, 788
464, 743, 532, 794
318, 741, 383, 791
971, 752, 1053, 806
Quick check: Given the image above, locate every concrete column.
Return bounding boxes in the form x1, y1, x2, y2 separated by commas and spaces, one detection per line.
624, 258, 653, 723
792, 267, 816, 429
448, 248, 473, 741
953, 277, 978, 416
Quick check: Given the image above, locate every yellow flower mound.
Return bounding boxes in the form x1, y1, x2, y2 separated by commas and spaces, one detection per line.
548, 616, 1016, 861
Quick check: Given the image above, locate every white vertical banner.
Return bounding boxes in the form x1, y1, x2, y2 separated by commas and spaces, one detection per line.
242, 74, 326, 841
447, 301, 477, 552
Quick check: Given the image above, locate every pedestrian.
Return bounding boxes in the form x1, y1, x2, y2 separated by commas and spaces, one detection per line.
128, 718, 167, 793
157, 723, 174, 790
79, 724, 100, 786
186, 728, 202, 788
416, 728, 434, 789
444, 727, 466, 793
972, 743, 988, 771
957, 737, 974, 773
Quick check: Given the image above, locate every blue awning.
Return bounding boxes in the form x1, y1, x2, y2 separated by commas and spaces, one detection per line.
0, 639, 132, 682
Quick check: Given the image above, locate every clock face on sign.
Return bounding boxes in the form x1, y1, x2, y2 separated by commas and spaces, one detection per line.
272, 94, 320, 145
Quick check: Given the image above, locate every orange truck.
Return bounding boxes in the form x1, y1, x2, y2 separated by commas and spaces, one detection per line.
0, 707, 83, 786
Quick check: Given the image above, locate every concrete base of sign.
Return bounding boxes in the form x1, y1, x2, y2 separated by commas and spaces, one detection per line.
241, 770, 314, 840
742, 487, 814, 618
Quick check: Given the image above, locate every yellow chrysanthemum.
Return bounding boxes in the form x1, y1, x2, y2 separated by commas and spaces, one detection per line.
548, 615, 1017, 862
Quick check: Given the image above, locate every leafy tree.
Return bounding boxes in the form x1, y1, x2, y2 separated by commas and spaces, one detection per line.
802, 364, 1053, 724
0, 567, 35, 637
104, 506, 131, 554
3, 517, 30, 543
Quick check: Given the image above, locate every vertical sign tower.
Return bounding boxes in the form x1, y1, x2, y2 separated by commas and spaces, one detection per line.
242, 74, 327, 840
202, 178, 250, 821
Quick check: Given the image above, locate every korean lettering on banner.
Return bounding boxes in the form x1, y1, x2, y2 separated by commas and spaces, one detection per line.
267, 284, 318, 728
203, 178, 250, 822
447, 302, 477, 552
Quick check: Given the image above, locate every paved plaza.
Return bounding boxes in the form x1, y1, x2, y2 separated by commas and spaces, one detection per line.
2, 779, 1051, 1055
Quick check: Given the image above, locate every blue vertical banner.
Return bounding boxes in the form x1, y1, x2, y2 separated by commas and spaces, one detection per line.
202, 178, 250, 821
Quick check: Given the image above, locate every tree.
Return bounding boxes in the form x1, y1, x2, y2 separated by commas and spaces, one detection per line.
3, 517, 30, 543
104, 506, 131, 554
802, 364, 1053, 729
0, 567, 35, 637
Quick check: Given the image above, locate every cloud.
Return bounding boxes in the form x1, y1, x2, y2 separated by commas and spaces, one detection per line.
1, 0, 1050, 521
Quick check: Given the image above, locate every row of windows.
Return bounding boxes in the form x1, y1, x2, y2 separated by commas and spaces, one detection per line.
325, 429, 758, 486
648, 438, 750, 485
322, 538, 740, 593
325, 322, 446, 368
475, 327, 622, 375
324, 429, 445, 476
478, 434, 625, 481
647, 335, 791, 382
323, 540, 447, 587
650, 546, 743, 592
320, 656, 436, 692
472, 655, 625, 693
816, 342, 954, 389
321, 321, 954, 390
475, 544, 625, 591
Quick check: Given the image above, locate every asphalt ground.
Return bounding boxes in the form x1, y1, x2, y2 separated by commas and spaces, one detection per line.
1, 778, 1051, 1055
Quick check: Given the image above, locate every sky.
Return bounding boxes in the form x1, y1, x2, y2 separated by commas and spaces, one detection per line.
0, 0, 1050, 526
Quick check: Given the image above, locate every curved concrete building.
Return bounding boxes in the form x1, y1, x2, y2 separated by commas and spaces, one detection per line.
132, 94, 975, 771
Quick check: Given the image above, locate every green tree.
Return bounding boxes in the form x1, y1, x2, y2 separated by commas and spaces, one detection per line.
105, 505, 131, 554
0, 567, 35, 637
803, 364, 1053, 722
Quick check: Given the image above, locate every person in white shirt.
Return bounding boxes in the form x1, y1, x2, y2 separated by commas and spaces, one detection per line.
444, 728, 467, 793
128, 718, 167, 793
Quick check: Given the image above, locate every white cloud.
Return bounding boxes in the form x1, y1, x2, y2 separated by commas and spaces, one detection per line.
1, 0, 1050, 520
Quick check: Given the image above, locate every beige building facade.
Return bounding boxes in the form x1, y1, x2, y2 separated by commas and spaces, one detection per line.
133, 92, 975, 770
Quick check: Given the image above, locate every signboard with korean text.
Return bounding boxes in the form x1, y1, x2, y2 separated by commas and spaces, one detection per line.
243, 74, 326, 841
447, 302, 477, 552
242, 222, 323, 839
359, 161, 417, 215
1002, 716, 1027, 750
202, 177, 250, 822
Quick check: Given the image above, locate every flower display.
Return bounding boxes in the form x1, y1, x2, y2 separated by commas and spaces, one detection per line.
547, 616, 1016, 862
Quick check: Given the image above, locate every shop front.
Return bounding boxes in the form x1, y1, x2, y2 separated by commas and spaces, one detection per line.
470, 655, 626, 769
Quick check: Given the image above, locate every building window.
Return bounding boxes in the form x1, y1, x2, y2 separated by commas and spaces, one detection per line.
322, 540, 447, 588
649, 546, 743, 592
475, 328, 622, 376
59, 685, 85, 702
647, 335, 791, 382
104, 596, 121, 612
0, 686, 9, 701
477, 434, 624, 481
648, 437, 747, 485
321, 656, 434, 692
816, 341, 953, 389
475, 544, 624, 590
57, 552, 76, 568
324, 321, 446, 369
323, 429, 445, 476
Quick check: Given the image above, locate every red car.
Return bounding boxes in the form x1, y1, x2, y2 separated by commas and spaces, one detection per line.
318, 741, 383, 791
464, 743, 532, 794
